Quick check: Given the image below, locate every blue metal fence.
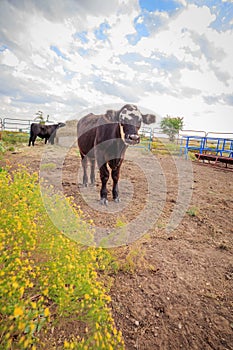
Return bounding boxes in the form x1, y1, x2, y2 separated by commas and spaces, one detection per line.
137, 126, 153, 150
179, 134, 233, 158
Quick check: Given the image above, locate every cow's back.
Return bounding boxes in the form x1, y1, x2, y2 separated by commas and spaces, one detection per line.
77, 113, 108, 157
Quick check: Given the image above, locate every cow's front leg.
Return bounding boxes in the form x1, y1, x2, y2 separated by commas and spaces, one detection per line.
109, 159, 122, 202
99, 163, 109, 205
111, 167, 121, 202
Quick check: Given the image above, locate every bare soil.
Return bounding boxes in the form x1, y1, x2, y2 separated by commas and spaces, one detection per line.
2, 143, 233, 350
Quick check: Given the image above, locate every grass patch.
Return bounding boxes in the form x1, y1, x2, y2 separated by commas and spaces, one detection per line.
0, 167, 124, 349
111, 235, 155, 274
186, 206, 199, 217
1, 131, 29, 145
151, 138, 180, 155
40, 162, 57, 171
0, 131, 31, 154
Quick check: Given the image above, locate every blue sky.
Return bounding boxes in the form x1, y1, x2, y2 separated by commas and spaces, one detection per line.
0, 0, 233, 132
139, 0, 182, 12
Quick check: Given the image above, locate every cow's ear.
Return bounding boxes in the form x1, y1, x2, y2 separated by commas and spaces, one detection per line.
106, 109, 119, 121
142, 114, 156, 124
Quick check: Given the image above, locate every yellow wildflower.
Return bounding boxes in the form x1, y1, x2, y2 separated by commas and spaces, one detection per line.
44, 308, 50, 317
19, 335, 25, 344
14, 306, 23, 317
106, 332, 111, 340
43, 288, 49, 296
19, 286, 24, 297
17, 221, 22, 230
24, 339, 29, 348
64, 340, 69, 348
18, 322, 25, 331
31, 302, 37, 309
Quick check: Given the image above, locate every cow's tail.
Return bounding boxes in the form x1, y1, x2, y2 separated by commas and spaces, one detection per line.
28, 125, 32, 146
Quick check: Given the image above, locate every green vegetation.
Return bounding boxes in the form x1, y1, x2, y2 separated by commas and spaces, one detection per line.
160, 116, 184, 142
0, 131, 29, 154
34, 111, 50, 124
0, 167, 124, 349
151, 138, 180, 155
186, 206, 199, 217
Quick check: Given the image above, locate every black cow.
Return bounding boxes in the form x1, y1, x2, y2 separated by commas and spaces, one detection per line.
77, 104, 156, 205
28, 122, 65, 146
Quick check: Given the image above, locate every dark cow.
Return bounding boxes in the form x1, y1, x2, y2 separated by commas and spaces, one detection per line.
28, 122, 65, 146
77, 104, 156, 205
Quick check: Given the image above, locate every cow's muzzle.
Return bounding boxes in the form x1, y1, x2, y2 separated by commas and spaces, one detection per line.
125, 134, 140, 145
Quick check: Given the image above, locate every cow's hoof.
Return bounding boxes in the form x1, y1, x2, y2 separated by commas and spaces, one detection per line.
100, 198, 108, 206
114, 197, 120, 203
78, 183, 88, 188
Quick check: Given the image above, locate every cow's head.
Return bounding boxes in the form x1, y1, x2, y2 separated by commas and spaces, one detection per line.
107, 104, 156, 145
57, 122, 66, 128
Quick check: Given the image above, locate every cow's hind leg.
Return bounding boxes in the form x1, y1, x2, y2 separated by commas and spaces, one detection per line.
90, 159, 95, 186
81, 154, 88, 187
49, 134, 55, 145
99, 163, 109, 205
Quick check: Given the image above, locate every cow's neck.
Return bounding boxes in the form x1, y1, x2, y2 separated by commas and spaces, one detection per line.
119, 123, 125, 143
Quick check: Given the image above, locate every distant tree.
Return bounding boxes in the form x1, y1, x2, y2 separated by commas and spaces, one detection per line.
160, 115, 184, 141
34, 111, 45, 124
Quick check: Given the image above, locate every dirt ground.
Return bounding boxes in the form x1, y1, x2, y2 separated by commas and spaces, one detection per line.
2, 143, 233, 350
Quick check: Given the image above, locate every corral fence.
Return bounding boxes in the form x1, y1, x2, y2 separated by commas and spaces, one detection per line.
1, 117, 232, 159
0, 117, 55, 132
138, 127, 181, 154
0, 117, 55, 143
140, 128, 233, 157
179, 130, 233, 158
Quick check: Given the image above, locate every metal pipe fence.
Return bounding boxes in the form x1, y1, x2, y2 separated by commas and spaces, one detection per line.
1, 118, 232, 158
179, 132, 233, 158
0, 117, 55, 132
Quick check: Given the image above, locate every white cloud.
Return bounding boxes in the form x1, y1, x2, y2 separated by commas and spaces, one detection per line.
169, 4, 216, 34
0, 0, 232, 132
0, 49, 19, 67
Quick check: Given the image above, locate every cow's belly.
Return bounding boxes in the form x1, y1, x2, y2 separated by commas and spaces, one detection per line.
78, 133, 95, 158
37, 133, 47, 139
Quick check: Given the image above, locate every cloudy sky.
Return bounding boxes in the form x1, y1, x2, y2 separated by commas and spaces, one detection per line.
0, 0, 233, 132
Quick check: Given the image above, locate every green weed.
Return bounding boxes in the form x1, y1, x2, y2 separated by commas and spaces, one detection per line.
186, 206, 199, 217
